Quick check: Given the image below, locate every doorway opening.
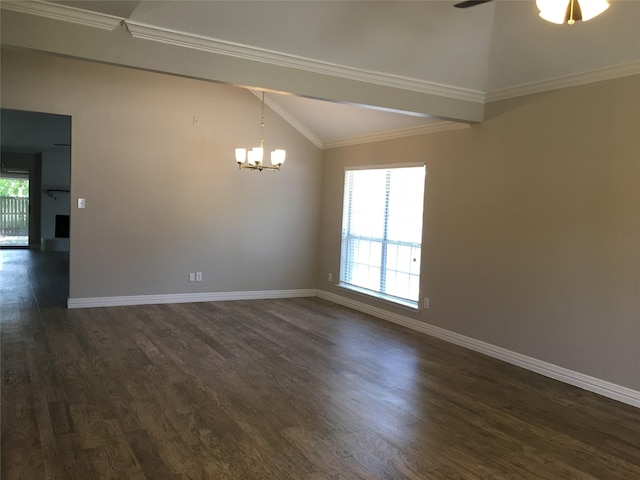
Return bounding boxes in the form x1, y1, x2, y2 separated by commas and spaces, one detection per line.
0, 174, 30, 247
1, 108, 71, 304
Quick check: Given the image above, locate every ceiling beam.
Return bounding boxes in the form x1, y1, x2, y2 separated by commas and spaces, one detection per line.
0, 5, 485, 123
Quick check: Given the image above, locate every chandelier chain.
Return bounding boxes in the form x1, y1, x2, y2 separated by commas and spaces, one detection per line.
260, 91, 265, 149
235, 89, 286, 171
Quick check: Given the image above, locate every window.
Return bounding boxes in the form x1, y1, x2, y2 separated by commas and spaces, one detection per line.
0, 176, 30, 247
339, 164, 426, 308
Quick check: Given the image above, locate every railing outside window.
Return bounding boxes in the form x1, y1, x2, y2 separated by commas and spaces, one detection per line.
1, 196, 29, 243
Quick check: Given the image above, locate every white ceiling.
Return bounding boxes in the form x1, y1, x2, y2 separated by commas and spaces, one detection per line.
6, 1, 640, 147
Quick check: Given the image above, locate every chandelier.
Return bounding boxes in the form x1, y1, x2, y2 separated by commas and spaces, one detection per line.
235, 91, 286, 172
536, 0, 609, 25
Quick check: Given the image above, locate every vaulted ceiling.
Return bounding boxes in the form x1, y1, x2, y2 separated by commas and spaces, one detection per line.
2, 0, 639, 147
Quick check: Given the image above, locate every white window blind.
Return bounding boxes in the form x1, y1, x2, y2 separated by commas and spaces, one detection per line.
340, 165, 425, 308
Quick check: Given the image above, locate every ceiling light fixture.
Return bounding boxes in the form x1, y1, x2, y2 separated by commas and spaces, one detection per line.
536, 0, 609, 25
235, 91, 286, 172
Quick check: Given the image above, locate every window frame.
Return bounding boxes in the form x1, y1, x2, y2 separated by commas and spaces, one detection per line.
338, 163, 426, 310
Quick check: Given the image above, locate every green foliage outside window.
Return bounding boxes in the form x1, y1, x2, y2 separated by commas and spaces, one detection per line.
0, 179, 29, 197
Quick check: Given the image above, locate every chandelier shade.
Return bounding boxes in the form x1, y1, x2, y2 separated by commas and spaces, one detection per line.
536, 0, 609, 25
235, 91, 286, 172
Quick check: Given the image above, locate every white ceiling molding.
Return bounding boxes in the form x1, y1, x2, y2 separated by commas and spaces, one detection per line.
486, 61, 640, 103
3, 0, 636, 148
124, 21, 485, 104
1, 0, 121, 31
0, 1, 483, 103
250, 91, 323, 149
1, 0, 636, 109
324, 122, 470, 150
250, 89, 469, 150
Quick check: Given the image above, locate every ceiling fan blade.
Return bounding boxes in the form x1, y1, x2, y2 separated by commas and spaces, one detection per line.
453, 0, 493, 8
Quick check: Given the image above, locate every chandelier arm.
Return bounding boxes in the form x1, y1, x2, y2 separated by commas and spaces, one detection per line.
235, 90, 285, 171
238, 163, 281, 172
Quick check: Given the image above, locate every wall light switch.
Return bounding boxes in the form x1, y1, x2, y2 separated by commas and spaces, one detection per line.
328, 273, 333, 282
77, 198, 86, 209
189, 273, 195, 282
424, 297, 430, 309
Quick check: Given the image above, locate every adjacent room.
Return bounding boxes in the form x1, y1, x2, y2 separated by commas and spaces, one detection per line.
1, 1, 639, 478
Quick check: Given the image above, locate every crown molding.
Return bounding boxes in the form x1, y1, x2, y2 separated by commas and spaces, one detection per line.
0, 0, 483, 103
324, 121, 470, 149
249, 89, 469, 150
124, 21, 485, 103
486, 61, 640, 102
250, 91, 324, 149
1, 0, 121, 30
248, 89, 470, 149
4, 0, 636, 132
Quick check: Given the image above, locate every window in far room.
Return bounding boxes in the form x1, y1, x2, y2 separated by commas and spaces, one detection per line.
339, 164, 425, 309
0, 175, 30, 247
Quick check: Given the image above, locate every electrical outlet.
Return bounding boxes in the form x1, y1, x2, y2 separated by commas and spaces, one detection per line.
196, 272, 203, 282
193, 116, 199, 125
424, 297, 430, 309
189, 273, 195, 282
328, 273, 333, 282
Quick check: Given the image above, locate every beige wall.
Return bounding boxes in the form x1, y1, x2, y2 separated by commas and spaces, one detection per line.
319, 75, 640, 390
2, 47, 638, 392
1, 49, 323, 298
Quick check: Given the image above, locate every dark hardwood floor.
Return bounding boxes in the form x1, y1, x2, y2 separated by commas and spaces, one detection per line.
2, 249, 639, 479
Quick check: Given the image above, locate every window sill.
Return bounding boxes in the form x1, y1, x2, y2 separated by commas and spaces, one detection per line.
336, 283, 420, 312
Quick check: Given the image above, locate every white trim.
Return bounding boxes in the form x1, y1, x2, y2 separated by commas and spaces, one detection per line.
251, 89, 469, 150
337, 282, 419, 312
316, 290, 640, 408
486, 62, 640, 102
1, 0, 121, 30
66, 287, 640, 406
67, 289, 317, 309
265, 99, 323, 149
325, 121, 470, 149
250, 90, 323, 149
0, 0, 483, 103
2, 1, 637, 108
124, 22, 484, 103
344, 162, 426, 171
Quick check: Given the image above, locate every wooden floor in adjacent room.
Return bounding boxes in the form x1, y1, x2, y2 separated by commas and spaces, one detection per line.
1, 250, 639, 480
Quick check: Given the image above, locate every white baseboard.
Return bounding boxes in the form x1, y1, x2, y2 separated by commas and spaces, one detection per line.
317, 290, 640, 408
67, 289, 317, 309
66, 287, 639, 407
